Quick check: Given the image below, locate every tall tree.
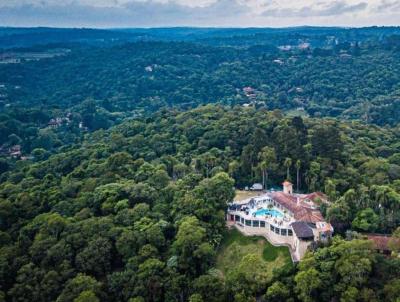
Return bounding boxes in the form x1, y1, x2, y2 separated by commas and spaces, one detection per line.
284, 158, 292, 181
295, 160, 301, 192
258, 147, 277, 190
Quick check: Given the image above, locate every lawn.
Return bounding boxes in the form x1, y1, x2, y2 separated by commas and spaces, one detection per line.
216, 228, 292, 278
235, 190, 264, 202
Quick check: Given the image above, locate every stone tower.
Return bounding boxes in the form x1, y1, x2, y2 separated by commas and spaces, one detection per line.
283, 180, 293, 195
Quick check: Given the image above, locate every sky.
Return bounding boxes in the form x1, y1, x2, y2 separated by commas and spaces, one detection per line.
1, 0, 400, 28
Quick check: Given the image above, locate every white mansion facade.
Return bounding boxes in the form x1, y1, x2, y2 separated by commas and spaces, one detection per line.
227, 181, 333, 261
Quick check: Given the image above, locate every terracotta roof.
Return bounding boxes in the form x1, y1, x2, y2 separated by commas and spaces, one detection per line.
304, 192, 328, 203
269, 191, 325, 223
270, 191, 297, 210
296, 209, 324, 223
316, 221, 334, 232
10, 145, 21, 151
366, 234, 392, 251
282, 181, 292, 186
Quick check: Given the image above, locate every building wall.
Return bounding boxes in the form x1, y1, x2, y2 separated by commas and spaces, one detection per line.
227, 211, 294, 240
293, 237, 312, 260
227, 212, 294, 249
227, 211, 313, 261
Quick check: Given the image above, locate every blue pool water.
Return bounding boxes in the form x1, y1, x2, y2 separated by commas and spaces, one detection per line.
253, 208, 284, 218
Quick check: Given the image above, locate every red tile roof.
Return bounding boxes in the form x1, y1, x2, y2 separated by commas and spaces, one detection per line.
296, 209, 324, 223
269, 191, 325, 223
304, 192, 328, 203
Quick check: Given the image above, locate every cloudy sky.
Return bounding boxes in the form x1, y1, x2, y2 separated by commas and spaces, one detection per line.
1, 0, 400, 28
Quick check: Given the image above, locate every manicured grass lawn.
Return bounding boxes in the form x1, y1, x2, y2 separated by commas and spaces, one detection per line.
217, 228, 292, 278
235, 190, 263, 202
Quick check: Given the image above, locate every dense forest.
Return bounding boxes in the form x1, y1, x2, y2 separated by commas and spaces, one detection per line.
0, 105, 400, 301
0, 27, 400, 302
2, 26, 400, 48
1, 27, 400, 158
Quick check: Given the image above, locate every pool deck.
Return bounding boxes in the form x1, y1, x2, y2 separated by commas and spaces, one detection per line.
254, 208, 284, 218
228, 209, 294, 229
230, 193, 296, 228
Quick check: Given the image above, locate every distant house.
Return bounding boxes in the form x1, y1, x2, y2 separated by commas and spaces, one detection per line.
242, 87, 257, 99
79, 122, 88, 131
48, 117, 70, 129
340, 53, 352, 60
48, 119, 59, 129
278, 45, 292, 51
366, 234, 393, 255
273, 59, 284, 65
298, 43, 310, 50
21, 156, 34, 161
243, 87, 254, 93
10, 151, 21, 158
9, 145, 22, 158
0, 58, 20, 64
250, 183, 263, 191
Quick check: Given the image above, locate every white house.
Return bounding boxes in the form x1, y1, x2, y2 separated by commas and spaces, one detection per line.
250, 183, 263, 191
227, 181, 333, 261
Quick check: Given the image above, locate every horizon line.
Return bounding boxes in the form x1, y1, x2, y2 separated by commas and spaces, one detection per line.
1, 25, 400, 30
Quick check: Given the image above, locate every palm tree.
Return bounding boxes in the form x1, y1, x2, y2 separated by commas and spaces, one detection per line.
259, 161, 268, 190
284, 157, 292, 181
228, 160, 239, 178
295, 160, 301, 192
374, 186, 390, 209
306, 161, 321, 192
258, 147, 277, 190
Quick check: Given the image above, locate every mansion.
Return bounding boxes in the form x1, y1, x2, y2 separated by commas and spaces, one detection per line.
227, 181, 333, 261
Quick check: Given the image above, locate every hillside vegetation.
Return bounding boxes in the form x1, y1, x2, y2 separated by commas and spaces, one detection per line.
0, 105, 400, 301
0, 29, 400, 157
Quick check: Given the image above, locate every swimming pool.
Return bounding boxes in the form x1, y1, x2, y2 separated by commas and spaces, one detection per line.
253, 208, 284, 218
